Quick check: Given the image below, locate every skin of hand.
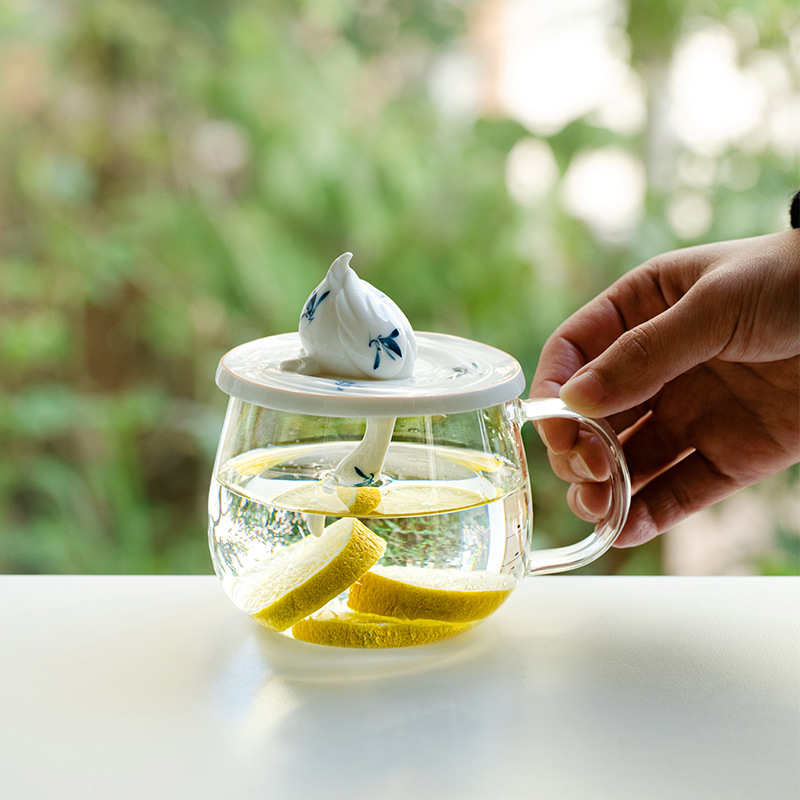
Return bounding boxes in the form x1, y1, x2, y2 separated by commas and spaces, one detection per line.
529, 230, 800, 547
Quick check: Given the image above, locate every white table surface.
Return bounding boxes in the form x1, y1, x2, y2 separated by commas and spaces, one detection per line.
1, 575, 797, 800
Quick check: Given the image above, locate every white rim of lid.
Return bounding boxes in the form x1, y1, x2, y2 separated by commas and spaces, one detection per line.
216, 332, 526, 417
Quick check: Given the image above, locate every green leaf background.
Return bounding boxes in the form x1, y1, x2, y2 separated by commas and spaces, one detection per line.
1, 0, 797, 574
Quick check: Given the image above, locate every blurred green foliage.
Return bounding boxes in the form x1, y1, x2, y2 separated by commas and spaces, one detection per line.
0, 0, 797, 574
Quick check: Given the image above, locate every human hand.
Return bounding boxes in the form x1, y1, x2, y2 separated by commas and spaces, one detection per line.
530, 230, 800, 547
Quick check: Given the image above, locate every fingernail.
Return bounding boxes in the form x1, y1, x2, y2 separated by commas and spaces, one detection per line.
535, 423, 553, 451
560, 370, 605, 413
569, 452, 600, 481
575, 488, 591, 517
570, 484, 592, 517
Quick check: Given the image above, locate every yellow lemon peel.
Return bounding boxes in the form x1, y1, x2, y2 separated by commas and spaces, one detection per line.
348, 565, 516, 623
291, 608, 470, 648
234, 517, 385, 632
336, 486, 383, 515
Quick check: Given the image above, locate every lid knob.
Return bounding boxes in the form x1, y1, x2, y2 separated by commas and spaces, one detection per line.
284, 253, 418, 380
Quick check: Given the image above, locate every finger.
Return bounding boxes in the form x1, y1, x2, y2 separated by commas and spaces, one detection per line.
529, 297, 629, 405
567, 481, 612, 521
534, 418, 579, 455
614, 450, 739, 548
529, 250, 699, 399
529, 342, 586, 454
529, 293, 634, 435
560, 289, 733, 418
547, 431, 612, 483
534, 404, 651, 456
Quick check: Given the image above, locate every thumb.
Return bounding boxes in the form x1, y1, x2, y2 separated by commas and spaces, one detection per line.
559, 295, 729, 417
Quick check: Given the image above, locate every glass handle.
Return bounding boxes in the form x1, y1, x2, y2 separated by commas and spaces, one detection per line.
522, 397, 631, 575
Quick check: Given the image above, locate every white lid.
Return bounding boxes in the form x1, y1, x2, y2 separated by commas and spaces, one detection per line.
216, 332, 526, 417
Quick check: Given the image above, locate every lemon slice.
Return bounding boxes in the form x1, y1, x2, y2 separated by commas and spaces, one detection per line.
442, 451, 504, 473
291, 608, 470, 648
336, 486, 382, 515
228, 446, 317, 477
273, 483, 383, 516
376, 485, 487, 517
233, 517, 386, 632
273, 482, 349, 515
275, 482, 486, 518
348, 565, 516, 623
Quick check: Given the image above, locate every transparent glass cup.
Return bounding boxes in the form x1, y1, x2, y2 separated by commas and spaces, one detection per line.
208, 394, 630, 648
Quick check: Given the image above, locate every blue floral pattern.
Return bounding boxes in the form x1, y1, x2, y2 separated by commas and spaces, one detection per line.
353, 466, 375, 486
301, 290, 330, 324
368, 328, 403, 371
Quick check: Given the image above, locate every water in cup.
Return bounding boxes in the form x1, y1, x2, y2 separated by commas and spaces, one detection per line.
209, 441, 529, 647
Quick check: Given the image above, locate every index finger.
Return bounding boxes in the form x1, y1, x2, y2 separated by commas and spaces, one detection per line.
529, 295, 628, 451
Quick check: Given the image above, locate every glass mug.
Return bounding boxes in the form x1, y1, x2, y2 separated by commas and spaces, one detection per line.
209, 333, 631, 649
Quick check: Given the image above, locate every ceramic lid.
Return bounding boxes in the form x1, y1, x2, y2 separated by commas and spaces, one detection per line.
216, 331, 526, 417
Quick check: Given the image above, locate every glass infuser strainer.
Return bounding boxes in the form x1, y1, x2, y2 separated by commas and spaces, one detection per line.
209, 254, 630, 649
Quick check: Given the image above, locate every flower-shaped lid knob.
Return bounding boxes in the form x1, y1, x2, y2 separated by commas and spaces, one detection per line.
290, 252, 417, 380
